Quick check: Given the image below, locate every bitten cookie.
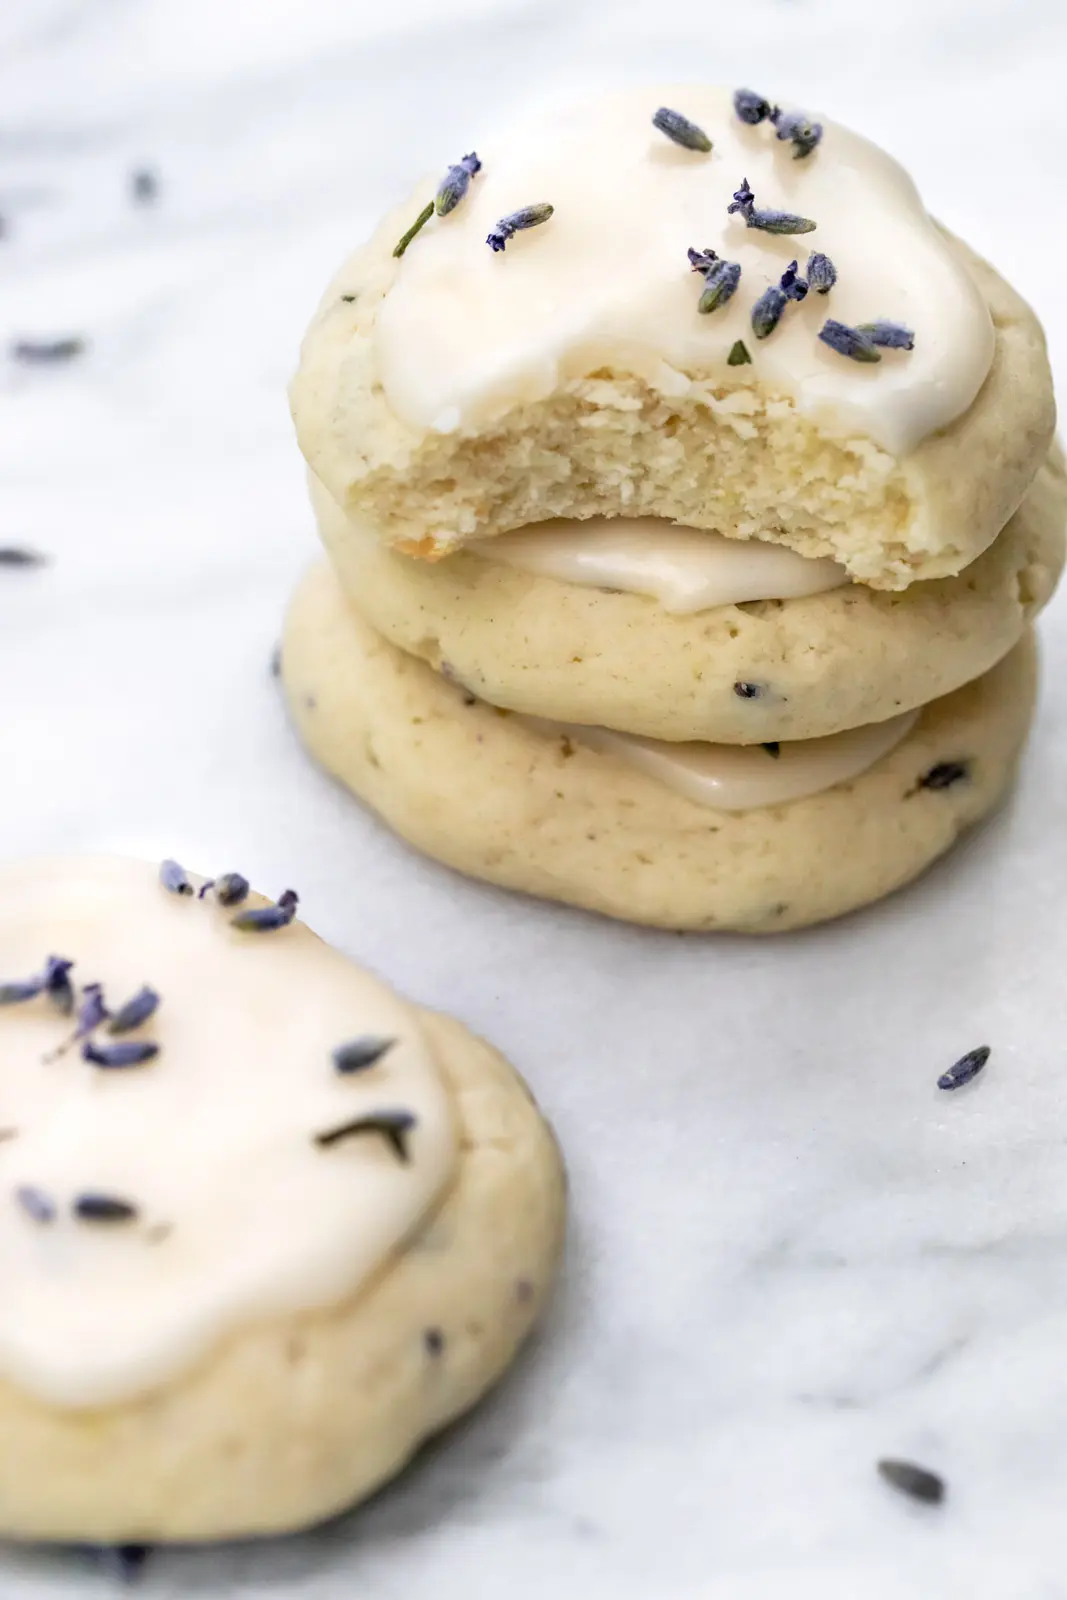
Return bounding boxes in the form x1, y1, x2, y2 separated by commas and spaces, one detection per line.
283, 564, 1037, 933
290, 84, 1054, 589
0, 856, 565, 1542
311, 447, 1065, 745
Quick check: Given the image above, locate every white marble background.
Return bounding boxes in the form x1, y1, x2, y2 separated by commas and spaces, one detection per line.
3, 0, 1067, 1595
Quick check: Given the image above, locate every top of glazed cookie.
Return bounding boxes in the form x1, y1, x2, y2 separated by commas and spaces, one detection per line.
291, 84, 1055, 588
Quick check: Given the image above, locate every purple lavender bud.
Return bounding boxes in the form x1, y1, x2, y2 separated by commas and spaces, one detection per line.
687, 246, 719, 273
333, 1036, 397, 1074
159, 859, 193, 896
231, 888, 298, 932
727, 178, 755, 221
435, 152, 481, 216
43, 956, 75, 1016
73, 1193, 139, 1223
82, 1039, 159, 1069
214, 872, 250, 907
751, 285, 788, 339
277, 888, 299, 917
818, 319, 881, 363
779, 260, 808, 302
937, 1044, 990, 1092
652, 107, 712, 153
107, 986, 160, 1036
772, 107, 823, 159
74, 983, 109, 1039
806, 252, 837, 294
197, 880, 215, 899
749, 207, 816, 235
486, 203, 554, 252
0, 976, 45, 1005
733, 89, 773, 126
15, 1185, 55, 1224
698, 259, 742, 314
856, 320, 915, 350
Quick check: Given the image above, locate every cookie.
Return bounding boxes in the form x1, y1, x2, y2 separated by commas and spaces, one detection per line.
290, 85, 1054, 590
311, 446, 1065, 744
283, 564, 1037, 933
0, 856, 564, 1541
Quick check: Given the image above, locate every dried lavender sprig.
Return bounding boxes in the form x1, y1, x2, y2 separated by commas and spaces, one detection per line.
698, 259, 741, 314
436, 152, 481, 216
15, 1185, 55, 1224
652, 107, 712, 152
83, 1039, 159, 1069
73, 1193, 139, 1223
751, 284, 788, 340
333, 1036, 397, 1074
106, 987, 160, 1035
727, 178, 815, 235
937, 1045, 990, 1092
486, 203, 553, 252
159, 859, 193, 896
392, 201, 434, 259
807, 252, 837, 293
733, 88, 774, 125
856, 319, 915, 350
877, 1459, 945, 1505
727, 339, 752, 366
231, 888, 298, 932
772, 108, 823, 159
313, 1109, 416, 1162
818, 319, 881, 363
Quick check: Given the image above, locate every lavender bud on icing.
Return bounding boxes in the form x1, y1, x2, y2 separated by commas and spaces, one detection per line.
652, 107, 712, 152
159, 859, 193, 896
937, 1044, 990, 1092
74, 983, 109, 1039
231, 889, 298, 932
727, 178, 815, 234
107, 986, 160, 1035
856, 320, 915, 350
43, 956, 75, 1016
779, 260, 808, 302
15, 1185, 55, 1224
83, 1039, 160, 1069
818, 319, 881, 363
687, 246, 720, 273
73, 1193, 139, 1223
726, 178, 755, 220
697, 259, 741, 315
0, 977, 45, 1005
733, 89, 774, 125
214, 872, 250, 907
773, 108, 823, 159
486, 204, 554, 252
435, 152, 481, 216
333, 1036, 397, 1074
751, 285, 788, 340
806, 252, 837, 294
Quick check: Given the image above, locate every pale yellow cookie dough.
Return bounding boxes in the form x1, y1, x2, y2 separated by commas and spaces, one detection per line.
0, 891, 565, 1541
291, 216, 1053, 590
311, 446, 1065, 744
282, 564, 1037, 933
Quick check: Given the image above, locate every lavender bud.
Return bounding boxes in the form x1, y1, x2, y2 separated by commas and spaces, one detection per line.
937, 1045, 990, 1092
107, 986, 160, 1035
806, 252, 836, 294
214, 872, 250, 907
15, 1185, 55, 1224
43, 956, 75, 1016
687, 246, 719, 273
652, 107, 712, 152
83, 1039, 159, 1069
773, 108, 823, 159
697, 259, 741, 314
486, 203, 554, 252
779, 260, 808, 302
75, 983, 109, 1039
733, 88, 774, 125
856, 320, 915, 350
159, 859, 193, 896
726, 179, 755, 221
73, 1193, 139, 1223
231, 889, 297, 932
435, 152, 481, 216
392, 201, 434, 259
333, 1036, 397, 1074
751, 285, 788, 339
818, 318, 881, 363
0, 546, 47, 567
749, 207, 816, 235
727, 339, 752, 366
0, 977, 44, 1005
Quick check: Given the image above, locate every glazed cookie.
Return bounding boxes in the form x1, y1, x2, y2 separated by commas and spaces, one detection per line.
283, 565, 1036, 933
311, 446, 1065, 744
0, 856, 564, 1542
290, 85, 1054, 590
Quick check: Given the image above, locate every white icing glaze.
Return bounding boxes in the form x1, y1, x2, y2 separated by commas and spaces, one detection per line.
530, 711, 918, 810
377, 85, 994, 455
471, 516, 847, 611
0, 856, 456, 1408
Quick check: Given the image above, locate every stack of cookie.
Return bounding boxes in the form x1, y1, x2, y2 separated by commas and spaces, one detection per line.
285, 85, 1063, 933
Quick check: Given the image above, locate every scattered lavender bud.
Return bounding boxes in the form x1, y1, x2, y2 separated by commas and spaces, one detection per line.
779, 259, 808, 302
806, 252, 837, 293
856, 319, 915, 350
74, 983, 109, 1039
751, 284, 788, 339
698, 259, 742, 314
727, 178, 755, 220
727, 178, 815, 234
0, 976, 45, 1005
937, 1045, 990, 1091
15, 1185, 55, 1224
435, 152, 481, 216
159, 859, 193, 896
106, 986, 160, 1035
734, 681, 762, 698
917, 760, 970, 791
877, 1459, 945, 1505
0, 546, 48, 568
392, 201, 434, 259
73, 1193, 139, 1223
687, 246, 719, 273
43, 956, 75, 1016
486, 203, 553, 252
652, 107, 712, 152
733, 88, 774, 125
277, 888, 299, 915
313, 1109, 417, 1162
214, 872, 250, 907
762, 742, 781, 758
231, 888, 298, 932
83, 1039, 160, 1069
773, 108, 823, 159
11, 336, 86, 364
818, 319, 881, 363
333, 1036, 397, 1074
727, 339, 752, 366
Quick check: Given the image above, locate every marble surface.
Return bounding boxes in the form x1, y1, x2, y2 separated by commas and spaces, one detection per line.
2, 0, 1067, 1594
